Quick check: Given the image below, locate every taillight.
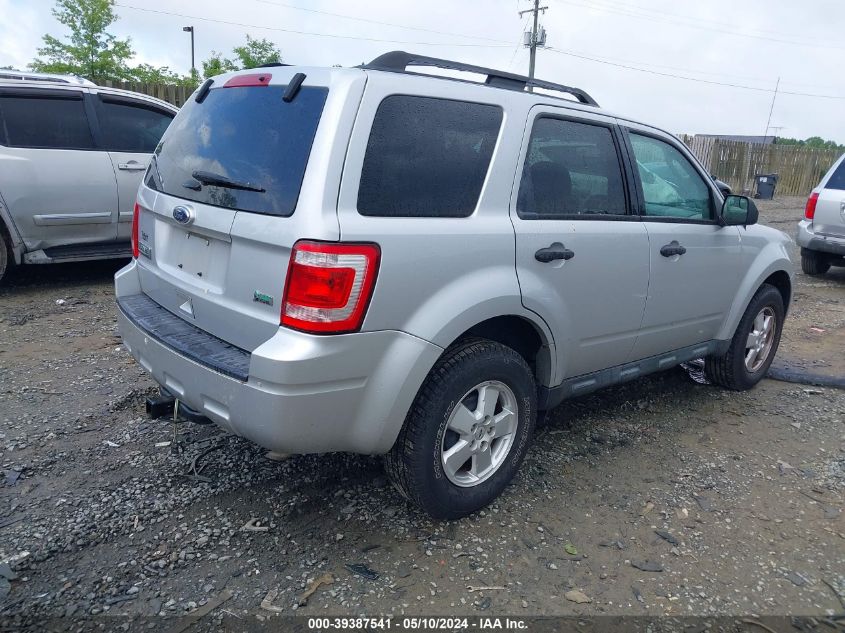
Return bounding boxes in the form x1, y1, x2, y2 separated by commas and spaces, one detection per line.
805, 192, 819, 220
281, 241, 380, 334
131, 202, 140, 258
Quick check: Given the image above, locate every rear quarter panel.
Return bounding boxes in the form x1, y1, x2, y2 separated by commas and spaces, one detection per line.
336, 73, 555, 365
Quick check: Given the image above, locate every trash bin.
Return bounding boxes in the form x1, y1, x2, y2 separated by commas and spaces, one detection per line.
754, 173, 778, 199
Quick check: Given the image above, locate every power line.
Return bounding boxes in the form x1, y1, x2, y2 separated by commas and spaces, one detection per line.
507, 15, 533, 71
554, 0, 845, 51
250, 0, 845, 87
113, 3, 512, 48
248, 0, 512, 44
545, 47, 845, 99
114, 1, 844, 100
584, 0, 835, 43
546, 45, 838, 92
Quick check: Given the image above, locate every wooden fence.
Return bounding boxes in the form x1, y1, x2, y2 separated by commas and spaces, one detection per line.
678, 134, 840, 197
99, 81, 196, 108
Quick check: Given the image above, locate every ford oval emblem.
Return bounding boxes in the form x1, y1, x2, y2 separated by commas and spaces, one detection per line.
172, 205, 193, 226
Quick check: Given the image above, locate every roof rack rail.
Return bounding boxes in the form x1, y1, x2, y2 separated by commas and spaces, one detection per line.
361, 51, 598, 107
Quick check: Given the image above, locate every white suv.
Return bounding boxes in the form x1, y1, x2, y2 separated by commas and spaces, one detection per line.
116, 52, 794, 518
797, 152, 845, 275
0, 79, 177, 281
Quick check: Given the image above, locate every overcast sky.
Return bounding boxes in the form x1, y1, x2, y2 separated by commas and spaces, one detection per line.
2, 0, 843, 142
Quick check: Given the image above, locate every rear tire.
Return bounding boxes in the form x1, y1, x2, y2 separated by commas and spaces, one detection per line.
385, 339, 536, 520
801, 249, 830, 276
705, 284, 784, 391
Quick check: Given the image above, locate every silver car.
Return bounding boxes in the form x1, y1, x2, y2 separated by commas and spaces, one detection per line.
797, 152, 845, 275
115, 52, 794, 518
0, 78, 177, 281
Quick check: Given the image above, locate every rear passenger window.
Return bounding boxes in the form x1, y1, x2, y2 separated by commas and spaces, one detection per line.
0, 93, 94, 149
97, 99, 173, 153
517, 117, 627, 219
826, 159, 845, 191
357, 96, 502, 217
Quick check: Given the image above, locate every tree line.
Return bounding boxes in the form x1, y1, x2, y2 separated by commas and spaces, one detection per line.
6, 0, 282, 86
775, 136, 845, 153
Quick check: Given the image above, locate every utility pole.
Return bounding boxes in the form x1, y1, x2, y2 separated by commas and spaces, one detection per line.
519, 0, 547, 91
763, 76, 780, 142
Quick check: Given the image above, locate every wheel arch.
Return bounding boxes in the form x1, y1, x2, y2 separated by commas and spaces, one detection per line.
763, 269, 791, 315
443, 313, 555, 389
374, 309, 555, 455
716, 251, 793, 343
0, 192, 24, 265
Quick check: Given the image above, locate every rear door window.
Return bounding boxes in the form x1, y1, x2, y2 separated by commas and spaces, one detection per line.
148, 85, 328, 216
357, 96, 503, 217
97, 98, 173, 152
517, 117, 628, 218
825, 158, 845, 190
0, 92, 94, 149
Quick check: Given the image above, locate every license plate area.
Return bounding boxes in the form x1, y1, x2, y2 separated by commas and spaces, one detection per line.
176, 231, 212, 278
157, 226, 230, 291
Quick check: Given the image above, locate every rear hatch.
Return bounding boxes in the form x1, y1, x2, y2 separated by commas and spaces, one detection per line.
813, 156, 845, 238
133, 67, 364, 351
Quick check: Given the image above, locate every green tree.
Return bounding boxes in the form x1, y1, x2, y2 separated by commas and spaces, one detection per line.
200, 36, 283, 79
775, 136, 844, 152
232, 35, 282, 69
201, 52, 238, 79
130, 63, 194, 86
30, 0, 135, 82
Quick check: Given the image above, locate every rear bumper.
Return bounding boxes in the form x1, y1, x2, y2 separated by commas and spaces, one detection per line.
114, 261, 442, 454
796, 220, 845, 256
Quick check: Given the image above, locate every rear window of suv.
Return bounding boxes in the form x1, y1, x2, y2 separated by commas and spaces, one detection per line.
357, 96, 503, 217
147, 85, 327, 216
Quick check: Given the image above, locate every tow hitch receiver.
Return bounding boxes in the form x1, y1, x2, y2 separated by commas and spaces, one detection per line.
146, 394, 174, 419
145, 392, 212, 424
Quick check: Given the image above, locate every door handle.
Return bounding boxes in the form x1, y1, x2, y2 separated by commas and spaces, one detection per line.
535, 242, 575, 263
118, 162, 147, 171
660, 240, 687, 257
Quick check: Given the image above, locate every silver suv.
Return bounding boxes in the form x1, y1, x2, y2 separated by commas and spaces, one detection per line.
0, 79, 177, 281
797, 152, 845, 275
115, 53, 794, 518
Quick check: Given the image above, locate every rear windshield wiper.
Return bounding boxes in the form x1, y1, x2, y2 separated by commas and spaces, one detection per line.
189, 170, 266, 193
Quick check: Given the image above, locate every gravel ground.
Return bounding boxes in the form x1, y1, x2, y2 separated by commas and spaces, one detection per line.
1, 197, 843, 627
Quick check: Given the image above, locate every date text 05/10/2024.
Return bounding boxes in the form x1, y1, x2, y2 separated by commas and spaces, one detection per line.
307, 617, 529, 631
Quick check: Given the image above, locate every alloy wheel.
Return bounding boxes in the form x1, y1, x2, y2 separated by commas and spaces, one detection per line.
440, 380, 518, 487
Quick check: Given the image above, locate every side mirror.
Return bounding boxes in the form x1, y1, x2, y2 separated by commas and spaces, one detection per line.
720, 195, 758, 227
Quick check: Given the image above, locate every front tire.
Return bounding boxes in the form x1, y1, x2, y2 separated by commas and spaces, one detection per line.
801, 248, 830, 276
385, 339, 536, 520
705, 284, 784, 391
